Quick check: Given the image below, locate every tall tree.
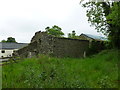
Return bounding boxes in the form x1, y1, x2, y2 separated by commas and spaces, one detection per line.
106, 2, 120, 48
45, 25, 64, 37
80, 0, 120, 48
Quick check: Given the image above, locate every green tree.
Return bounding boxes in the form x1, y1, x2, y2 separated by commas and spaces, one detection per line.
45, 25, 64, 37
1, 40, 6, 42
106, 2, 120, 48
68, 30, 79, 39
81, 1, 111, 35
80, 0, 120, 48
68, 30, 76, 38
6, 37, 17, 43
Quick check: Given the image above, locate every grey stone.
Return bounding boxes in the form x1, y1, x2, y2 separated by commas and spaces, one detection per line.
13, 31, 89, 58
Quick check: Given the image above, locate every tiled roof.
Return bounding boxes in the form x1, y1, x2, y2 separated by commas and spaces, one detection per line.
0, 42, 28, 49
81, 34, 108, 41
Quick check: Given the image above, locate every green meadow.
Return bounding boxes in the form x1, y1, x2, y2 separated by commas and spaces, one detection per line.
2, 49, 119, 88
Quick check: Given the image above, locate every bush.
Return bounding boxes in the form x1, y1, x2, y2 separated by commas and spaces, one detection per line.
86, 40, 106, 56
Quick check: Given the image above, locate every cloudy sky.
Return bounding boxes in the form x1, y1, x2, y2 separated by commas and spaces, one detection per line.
0, 0, 104, 43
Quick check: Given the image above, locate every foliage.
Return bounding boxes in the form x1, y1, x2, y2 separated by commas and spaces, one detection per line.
2, 49, 118, 88
45, 25, 64, 37
106, 2, 120, 48
6, 37, 17, 43
82, 1, 111, 35
1, 40, 6, 43
1, 37, 17, 43
80, 0, 120, 48
86, 40, 106, 56
68, 30, 79, 39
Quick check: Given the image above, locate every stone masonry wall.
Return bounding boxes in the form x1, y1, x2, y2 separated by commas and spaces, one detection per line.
52, 37, 89, 57
14, 31, 89, 58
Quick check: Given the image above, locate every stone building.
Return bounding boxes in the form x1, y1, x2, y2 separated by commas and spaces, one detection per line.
14, 31, 89, 58
79, 33, 107, 55
79, 33, 108, 42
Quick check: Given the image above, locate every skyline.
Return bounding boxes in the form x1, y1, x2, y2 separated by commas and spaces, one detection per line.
0, 0, 104, 43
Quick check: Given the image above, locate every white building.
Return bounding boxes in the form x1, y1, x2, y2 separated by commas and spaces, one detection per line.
0, 42, 28, 58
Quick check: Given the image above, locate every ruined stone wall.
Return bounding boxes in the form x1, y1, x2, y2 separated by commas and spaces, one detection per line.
14, 31, 89, 58
31, 31, 47, 43
13, 41, 38, 58
52, 38, 89, 57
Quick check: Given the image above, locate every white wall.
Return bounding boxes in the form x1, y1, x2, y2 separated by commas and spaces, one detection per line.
0, 49, 18, 58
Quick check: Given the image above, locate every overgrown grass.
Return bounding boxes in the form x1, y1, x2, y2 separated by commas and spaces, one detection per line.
2, 49, 119, 88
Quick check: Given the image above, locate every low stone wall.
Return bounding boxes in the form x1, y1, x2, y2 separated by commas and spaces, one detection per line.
14, 31, 89, 58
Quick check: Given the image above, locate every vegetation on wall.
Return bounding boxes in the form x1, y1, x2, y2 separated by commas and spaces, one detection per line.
45, 25, 64, 37
68, 30, 80, 39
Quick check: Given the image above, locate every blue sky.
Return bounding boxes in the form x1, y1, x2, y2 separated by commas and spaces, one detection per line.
0, 0, 104, 43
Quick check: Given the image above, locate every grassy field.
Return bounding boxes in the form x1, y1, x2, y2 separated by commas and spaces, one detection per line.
2, 49, 119, 88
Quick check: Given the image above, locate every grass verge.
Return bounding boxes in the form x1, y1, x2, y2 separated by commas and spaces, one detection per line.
2, 49, 119, 88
